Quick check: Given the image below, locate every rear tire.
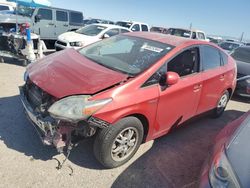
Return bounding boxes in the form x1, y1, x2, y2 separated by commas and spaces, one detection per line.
94, 117, 144, 168
212, 90, 229, 118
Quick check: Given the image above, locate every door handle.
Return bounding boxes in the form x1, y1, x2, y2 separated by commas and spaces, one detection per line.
193, 84, 202, 92
63, 24, 68, 27
48, 23, 54, 26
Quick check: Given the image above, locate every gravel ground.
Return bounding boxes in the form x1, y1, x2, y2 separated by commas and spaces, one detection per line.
0, 62, 249, 188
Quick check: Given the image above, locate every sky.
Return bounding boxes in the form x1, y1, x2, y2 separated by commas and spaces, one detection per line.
51, 0, 250, 40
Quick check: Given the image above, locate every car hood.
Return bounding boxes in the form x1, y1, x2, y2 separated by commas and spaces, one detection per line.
58, 31, 98, 43
27, 49, 128, 98
226, 113, 250, 188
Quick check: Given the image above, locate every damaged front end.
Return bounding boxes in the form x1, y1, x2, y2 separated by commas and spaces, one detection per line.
19, 79, 110, 153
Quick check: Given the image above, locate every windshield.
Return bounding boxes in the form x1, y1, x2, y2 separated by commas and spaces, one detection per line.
15, 5, 34, 17
168, 28, 191, 38
219, 42, 240, 51
231, 47, 250, 63
76, 25, 107, 36
116, 21, 132, 29
79, 35, 174, 76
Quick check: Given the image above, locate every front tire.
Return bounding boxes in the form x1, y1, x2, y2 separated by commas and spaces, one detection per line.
212, 90, 229, 118
94, 117, 144, 168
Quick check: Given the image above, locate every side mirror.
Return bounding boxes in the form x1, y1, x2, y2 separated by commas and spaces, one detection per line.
102, 33, 110, 39
166, 71, 180, 85
35, 15, 41, 23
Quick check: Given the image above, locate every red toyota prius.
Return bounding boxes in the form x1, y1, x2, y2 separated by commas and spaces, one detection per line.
20, 32, 236, 168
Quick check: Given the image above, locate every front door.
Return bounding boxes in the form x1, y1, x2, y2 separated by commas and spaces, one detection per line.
33, 8, 56, 40
154, 47, 203, 137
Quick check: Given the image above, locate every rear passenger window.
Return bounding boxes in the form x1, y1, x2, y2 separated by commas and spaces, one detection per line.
201, 46, 221, 71
69, 12, 83, 25
37, 8, 52, 20
131, 24, 140, 31
142, 25, 149, 31
56, 11, 68, 22
220, 51, 228, 65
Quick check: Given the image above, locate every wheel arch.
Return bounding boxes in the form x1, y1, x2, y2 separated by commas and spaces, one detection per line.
125, 113, 149, 143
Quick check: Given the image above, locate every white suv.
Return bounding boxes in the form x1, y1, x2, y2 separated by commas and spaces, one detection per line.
116, 21, 149, 32
0, 0, 16, 12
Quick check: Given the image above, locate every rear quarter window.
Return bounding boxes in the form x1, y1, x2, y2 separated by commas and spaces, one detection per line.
220, 51, 228, 65
201, 45, 221, 71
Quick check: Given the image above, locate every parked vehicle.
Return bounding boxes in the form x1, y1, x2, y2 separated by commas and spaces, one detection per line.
0, 0, 16, 12
83, 18, 114, 26
200, 111, 250, 188
20, 32, 236, 168
0, 5, 83, 42
168, 28, 208, 41
116, 21, 149, 32
55, 24, 131, 50
150, 26, 168, 34
207, 36, 223, 44
231, 46, 250, 97
219, 41, 244, 53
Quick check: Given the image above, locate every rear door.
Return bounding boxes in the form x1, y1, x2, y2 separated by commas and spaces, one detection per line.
196, 45, 226, 114
55, 10, 69, 36
33, 8, 55, 40
155, 47, 203, 136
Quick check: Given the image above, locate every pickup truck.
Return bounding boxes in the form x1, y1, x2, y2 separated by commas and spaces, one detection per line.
168, 28, 208, 41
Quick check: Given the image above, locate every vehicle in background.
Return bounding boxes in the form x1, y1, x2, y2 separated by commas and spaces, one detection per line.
20, 32, 236, 168
150, 26, 168, 34
168, 28, 208, 41
207, 36, 223, 44
0, 5, 83, 48
230, 46, 250, 97
83, 18, 114, 26
218, 41, 244, 53
245, 43, 250, 46
0, 0, 16, 12
55, 24, 131, 50
200, 111, 250, 188
116, 21, 149, 32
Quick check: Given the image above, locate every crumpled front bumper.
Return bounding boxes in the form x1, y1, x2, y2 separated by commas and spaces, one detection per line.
19, 86, 72, 152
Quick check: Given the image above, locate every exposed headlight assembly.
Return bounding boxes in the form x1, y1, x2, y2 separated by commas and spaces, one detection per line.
69, 41, 84, 47
209, 151, 240, 188
48, 95, 112, 122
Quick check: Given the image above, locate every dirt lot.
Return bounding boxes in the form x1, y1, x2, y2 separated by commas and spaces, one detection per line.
0, 62, 249, 188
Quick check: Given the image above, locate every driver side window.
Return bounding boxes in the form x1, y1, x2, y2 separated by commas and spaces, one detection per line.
167, 47, 200, 77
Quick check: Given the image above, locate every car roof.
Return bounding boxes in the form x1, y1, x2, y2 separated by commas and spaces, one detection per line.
91, 23, 131, 30
124, 32, 208, 47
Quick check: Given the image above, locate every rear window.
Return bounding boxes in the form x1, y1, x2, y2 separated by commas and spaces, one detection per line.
169, 28, 191, 38
69, 12, 83, 26
116, 21, 132, 29
231, 47, 250, 64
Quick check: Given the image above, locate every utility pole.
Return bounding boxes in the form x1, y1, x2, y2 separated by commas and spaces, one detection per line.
240, 32, 244, 42
189, 23, 192, 30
